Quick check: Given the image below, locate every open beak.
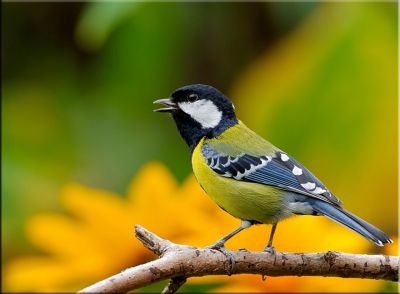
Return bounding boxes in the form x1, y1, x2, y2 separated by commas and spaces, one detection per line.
153, 98, 177, 113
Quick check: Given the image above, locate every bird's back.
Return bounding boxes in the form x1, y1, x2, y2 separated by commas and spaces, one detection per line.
204, 120, 279, 156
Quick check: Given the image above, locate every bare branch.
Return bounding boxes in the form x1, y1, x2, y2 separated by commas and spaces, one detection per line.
161, 276, 187, 294
78, 225, 399, 293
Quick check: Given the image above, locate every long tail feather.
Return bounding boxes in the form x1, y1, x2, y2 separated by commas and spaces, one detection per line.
310, 199, 392, 246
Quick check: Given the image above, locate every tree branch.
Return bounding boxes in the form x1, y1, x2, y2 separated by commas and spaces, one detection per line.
78, 225, 399, 293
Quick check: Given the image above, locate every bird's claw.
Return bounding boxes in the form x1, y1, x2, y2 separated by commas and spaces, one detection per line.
206, 244, 235, 275
206, 241, 224, 250
263, 245, 276, 254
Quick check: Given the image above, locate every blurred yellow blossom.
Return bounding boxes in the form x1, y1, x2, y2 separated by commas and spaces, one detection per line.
3, 162, 395, 292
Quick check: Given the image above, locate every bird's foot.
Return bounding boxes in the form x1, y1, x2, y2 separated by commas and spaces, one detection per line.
206, 240, 225, 250
263, 245, 276, 254
206, 243, 235, 275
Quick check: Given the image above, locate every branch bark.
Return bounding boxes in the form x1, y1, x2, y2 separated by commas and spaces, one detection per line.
78, 225, 399, 293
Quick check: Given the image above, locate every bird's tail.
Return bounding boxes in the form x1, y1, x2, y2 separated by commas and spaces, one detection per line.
310, 199, 393, 246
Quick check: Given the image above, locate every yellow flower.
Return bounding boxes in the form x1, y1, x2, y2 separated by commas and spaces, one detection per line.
3, 162, 394, 292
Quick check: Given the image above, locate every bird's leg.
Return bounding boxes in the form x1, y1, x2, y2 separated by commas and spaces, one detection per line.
207, 220, 253, 275
263, 222, 278, 254
209, 220, 253, 249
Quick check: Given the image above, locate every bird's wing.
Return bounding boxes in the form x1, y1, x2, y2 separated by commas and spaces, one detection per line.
201, 143, 342, 206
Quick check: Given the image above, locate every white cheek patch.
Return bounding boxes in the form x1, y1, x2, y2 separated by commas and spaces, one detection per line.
179, 99, 222, 129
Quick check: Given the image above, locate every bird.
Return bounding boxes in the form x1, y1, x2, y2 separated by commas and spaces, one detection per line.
154, 84, 392, 253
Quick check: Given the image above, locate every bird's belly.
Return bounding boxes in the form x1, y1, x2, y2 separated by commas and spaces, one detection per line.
192, 144, 290, 224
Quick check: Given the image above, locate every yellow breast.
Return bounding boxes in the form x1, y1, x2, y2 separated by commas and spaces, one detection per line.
191, 137, 286, 224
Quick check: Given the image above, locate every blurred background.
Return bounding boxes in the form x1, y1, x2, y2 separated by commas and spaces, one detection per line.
2, 2, 398, 292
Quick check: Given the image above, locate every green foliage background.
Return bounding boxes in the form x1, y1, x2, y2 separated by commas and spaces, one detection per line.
2, 2, 398, 289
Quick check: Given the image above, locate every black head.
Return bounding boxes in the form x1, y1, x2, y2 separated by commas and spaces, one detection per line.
154, 84, 238, 151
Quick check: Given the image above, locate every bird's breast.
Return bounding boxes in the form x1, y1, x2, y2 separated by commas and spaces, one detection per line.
191, 138, 288, 224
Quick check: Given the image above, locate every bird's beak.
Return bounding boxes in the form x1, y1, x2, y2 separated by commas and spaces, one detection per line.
153, 98, 177, 113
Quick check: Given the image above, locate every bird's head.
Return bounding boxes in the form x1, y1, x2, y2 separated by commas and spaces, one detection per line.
154, 84, 238, 150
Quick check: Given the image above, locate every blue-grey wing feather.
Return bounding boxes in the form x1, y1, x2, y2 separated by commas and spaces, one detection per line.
201, 144, 342, 205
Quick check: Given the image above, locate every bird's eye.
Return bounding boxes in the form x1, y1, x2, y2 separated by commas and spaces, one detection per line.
187, 93, 199, 102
